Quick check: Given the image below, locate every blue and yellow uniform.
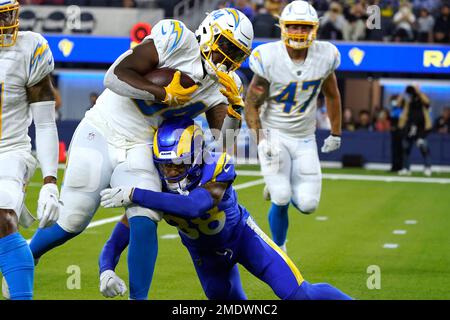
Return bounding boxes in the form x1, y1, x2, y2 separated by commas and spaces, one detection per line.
99, 117, 352, 300
131, 151, 350, 300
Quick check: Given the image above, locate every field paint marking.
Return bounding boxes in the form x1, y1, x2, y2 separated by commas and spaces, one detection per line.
315, 216, 328, 221
383, 243, 399, 249
233, 178, 265, 190
25, 178, 265, 241
27, 172, 450, 188
160, 234, 179, 240
236, 170, 450, 184
393, 230, 407, 235
405, 220, 418, 225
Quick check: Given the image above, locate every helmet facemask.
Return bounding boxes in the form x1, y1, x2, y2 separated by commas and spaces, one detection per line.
200, 22, 251, 75
153, 124, 204, 194
0, 2, 19, 48
280, 21, 318, 50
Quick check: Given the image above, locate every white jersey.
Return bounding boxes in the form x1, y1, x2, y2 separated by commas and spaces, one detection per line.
249, 40, 340, 138
0, 31, 54, 153
85, 19, 234, 149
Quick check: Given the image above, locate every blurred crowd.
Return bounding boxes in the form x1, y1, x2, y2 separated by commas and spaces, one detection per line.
218, 0, 450, 43
21, 0, 450, 43
21, 0, 139, 7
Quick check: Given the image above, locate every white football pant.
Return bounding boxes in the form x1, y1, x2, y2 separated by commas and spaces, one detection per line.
260, 132, 322, 213
58, 119, 162, 234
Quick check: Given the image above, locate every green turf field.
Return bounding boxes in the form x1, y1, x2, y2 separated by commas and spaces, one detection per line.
2, 167, 450, 300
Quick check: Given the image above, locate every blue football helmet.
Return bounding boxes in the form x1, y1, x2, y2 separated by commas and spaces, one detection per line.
153, 117, 204, 193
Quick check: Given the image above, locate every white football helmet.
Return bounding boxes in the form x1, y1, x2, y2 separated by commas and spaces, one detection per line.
195, 8, 253, 75
0, 0, 19, 47
279, 0, 319, 50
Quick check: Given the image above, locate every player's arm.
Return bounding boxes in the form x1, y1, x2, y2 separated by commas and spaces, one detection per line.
28, 74, 60, 228
244, 74, 269, 144
321, 72, 342, 137
206, 103, 242, 153
320, 72, 343, 153
28, 74, 58, 184
104, 40, 198, 106
104, 40, 165, 101
100, 182, 228, 219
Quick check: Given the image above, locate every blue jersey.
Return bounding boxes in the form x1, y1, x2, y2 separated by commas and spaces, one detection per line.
162, 152, 249, 249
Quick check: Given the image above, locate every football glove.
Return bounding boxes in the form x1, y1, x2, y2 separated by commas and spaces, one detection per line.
162, 71, 198, 106
37, 183, 60, 228
100, 270, 127, 298
217, 71, 244, 120
321, 135, 341, 153
100, 187, 134, 208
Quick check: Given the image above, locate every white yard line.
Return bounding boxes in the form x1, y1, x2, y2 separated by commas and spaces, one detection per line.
235, 170, 450, 184
383, 243, 399, 249
26, 178, 266, 240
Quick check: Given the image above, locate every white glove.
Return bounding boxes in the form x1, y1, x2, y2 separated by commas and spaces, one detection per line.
321, 135, 341, 153
100, 187, 134, 208
100, 270, 127, 298
37, 183, 60, 228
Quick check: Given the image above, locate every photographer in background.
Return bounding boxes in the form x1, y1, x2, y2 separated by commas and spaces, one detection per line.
398, 85, 433, 176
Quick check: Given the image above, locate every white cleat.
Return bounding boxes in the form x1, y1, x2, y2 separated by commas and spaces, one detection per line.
2, 276, 10, 300
263, 185, 271, 201
279, 243, 287, 253
424, 168, 432, 177
100, 270, 127, 298
398, 169, 412, 176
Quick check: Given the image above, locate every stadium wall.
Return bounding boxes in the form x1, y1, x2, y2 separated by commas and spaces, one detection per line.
28, 123, 450, 166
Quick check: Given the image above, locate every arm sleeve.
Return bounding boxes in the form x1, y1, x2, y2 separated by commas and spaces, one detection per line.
249, 48, 268, 80
132, 187, 214, 219
103, 49, 156, 100
326, 44, 341, 77
27, 33, 54, 87
30, 101, 59, 178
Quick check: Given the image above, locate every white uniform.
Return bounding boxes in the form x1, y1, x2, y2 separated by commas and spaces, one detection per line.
249, 40, 340, 212
0, 31, 54, 219
59, 19, 232, 233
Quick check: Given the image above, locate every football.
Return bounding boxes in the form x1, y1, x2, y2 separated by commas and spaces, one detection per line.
145, 67, 196, 88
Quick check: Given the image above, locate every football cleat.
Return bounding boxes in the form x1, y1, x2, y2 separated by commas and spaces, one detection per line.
398, 169, 412, 176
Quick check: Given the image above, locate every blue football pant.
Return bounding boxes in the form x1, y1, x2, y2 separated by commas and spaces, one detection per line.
186, 217, 304, 300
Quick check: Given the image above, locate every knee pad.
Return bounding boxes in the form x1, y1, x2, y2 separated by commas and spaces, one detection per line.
0, 179, 23, 216
58, 192, 98, 233
270, 188, 291, 206
292, 197, 319, 214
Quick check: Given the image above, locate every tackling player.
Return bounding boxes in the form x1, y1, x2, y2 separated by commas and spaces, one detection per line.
99, 116, 352, 300
25, 9, 253, 300
245, 0, 342, 252
0, 0, 60, 300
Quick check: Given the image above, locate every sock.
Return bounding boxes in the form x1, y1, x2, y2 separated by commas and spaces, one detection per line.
268, 203, 289, 246
128, 216, 158, 300
99, 221, 130, 274
0, 233, 34, 300
289, 280, 353, 300
29, 223, 78, 259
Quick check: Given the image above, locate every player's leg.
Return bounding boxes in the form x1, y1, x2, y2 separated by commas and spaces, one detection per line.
416, 136, 432, 174
186, 246, 247, 300
239, 216, 351, 300
98, 214, 129, 298
0, 154, 35, 300
29, 120, 114, 259
110, 144, 162, 300
261, 141, 292, 248
290, 136, 322, 214
99, 214, 129, 274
